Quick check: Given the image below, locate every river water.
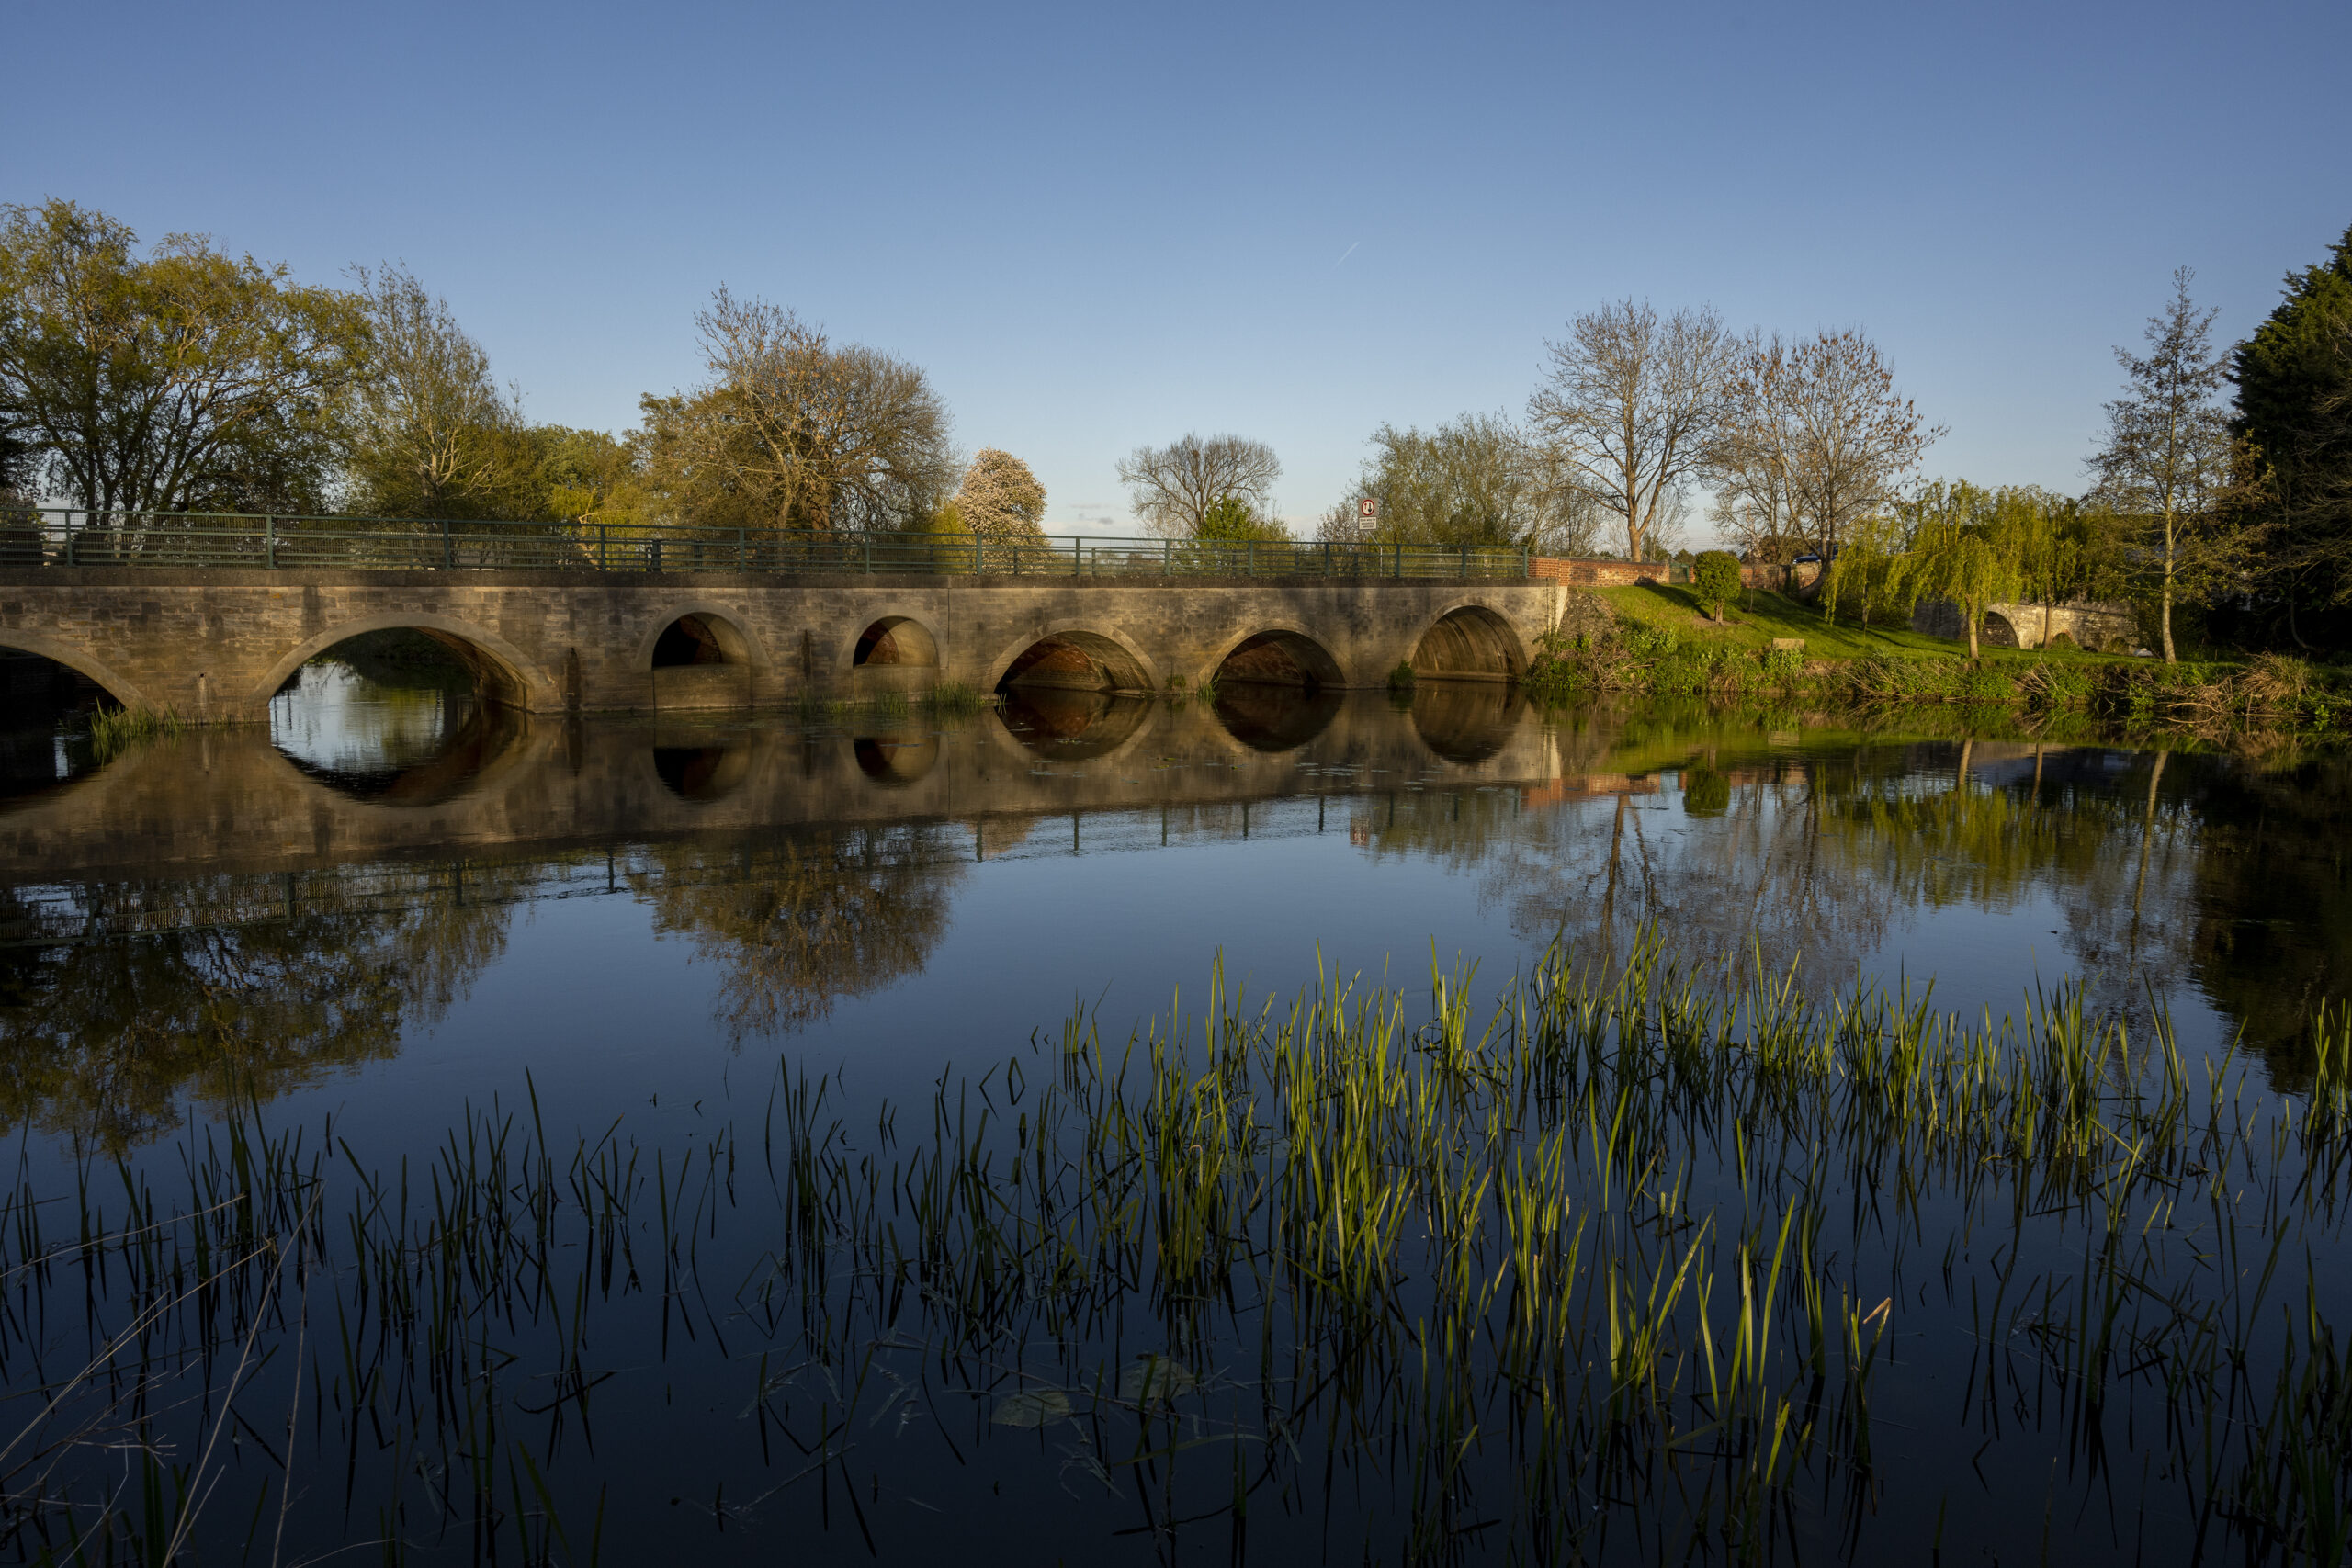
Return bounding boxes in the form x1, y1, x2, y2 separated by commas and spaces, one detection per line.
4, 665, 2337, 1145
0, 660, 2344, 1562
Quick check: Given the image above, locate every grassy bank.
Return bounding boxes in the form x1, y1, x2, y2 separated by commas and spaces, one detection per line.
1532, 583, 2352, 734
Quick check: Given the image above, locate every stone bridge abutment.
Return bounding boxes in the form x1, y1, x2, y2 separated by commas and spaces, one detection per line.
0, 570, 1567, 720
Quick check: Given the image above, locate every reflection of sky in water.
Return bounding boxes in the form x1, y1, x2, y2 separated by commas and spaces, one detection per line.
269, 660, 477, 775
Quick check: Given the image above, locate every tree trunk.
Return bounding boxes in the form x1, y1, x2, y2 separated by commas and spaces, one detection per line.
2159, 509, 2177, 663
1965, 600, 1980, 660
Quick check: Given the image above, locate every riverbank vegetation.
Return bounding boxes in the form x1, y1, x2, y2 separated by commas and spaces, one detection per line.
1531, 582, 2352, 736
0, 936, 2343, 1562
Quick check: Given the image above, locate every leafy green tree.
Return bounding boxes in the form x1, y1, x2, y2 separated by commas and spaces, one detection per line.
2091, 269, 2250, 662
1319, 413, 1595, 553
1198, 495, 1287, 541
1691, 549, 1740, 620
2232, 221, 2352, 649
0, 199, 368, 517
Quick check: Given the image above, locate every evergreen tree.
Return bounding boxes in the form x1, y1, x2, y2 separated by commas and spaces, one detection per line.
2233, 221, 2352, 649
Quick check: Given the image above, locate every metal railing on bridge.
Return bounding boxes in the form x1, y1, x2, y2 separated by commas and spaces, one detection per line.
0, 509, 1532, 582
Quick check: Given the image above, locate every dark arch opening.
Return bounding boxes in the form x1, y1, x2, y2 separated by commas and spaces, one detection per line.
1410, 606, 1524, 682
854, 617, 938, 667
0, 647, 116, 799
269, 628, 522, 802
1213, 630, 1342, 693
1980, 611, 2021, 649
653, 614, 744, 668
995, 631, 1152, 696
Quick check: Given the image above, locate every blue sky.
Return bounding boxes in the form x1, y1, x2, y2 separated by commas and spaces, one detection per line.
10, 0, 2346, 537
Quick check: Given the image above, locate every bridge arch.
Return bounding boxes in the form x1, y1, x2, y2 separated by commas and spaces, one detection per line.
1199, 626, 1345, 691
0, 631, 151, 710
1410, 603, 1526, 682
850, 614, 938, 669
1979, 609, 2022, 649
635, 604, 768, 671
250, 614, 557, 713
986, 624, 1160, 695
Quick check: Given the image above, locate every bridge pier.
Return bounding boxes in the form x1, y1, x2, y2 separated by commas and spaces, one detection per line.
0, 570, 1568, 720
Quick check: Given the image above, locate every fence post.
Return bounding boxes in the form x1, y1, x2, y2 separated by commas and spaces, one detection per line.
64, 514, 75, 569
1460, 545, 1469, 579
1246, 539, 1255, 578
1073, 536, 1081, 578
974, 533, 983, 575
265, 516, 277, 568
598, 524, 608, 570
1163, 538, 1170, 576
738, 526, 746, 570
864, 534, 873, 573
1394, 540, 1402, 580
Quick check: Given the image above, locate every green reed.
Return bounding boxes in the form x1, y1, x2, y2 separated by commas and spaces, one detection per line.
0, 939, 2345, 1562
85, 705, 184, 760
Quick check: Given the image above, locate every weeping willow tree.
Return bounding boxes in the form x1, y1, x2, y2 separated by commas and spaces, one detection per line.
1888, 481, 2025, 657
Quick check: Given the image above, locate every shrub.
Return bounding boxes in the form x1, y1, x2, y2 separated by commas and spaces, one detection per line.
2046, 631, 2077, 651
1387, 660, 1416, 690
1692, 550, 1741, 619
1681, 767, 1731, 816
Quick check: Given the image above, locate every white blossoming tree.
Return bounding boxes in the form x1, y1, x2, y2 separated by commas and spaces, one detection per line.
951, 447, 1047, 536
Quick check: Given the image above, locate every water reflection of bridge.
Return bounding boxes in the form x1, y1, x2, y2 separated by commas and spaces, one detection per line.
0, 688, 1564, 886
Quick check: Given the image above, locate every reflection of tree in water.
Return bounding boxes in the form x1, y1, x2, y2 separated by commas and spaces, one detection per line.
1351, 717, 2351, 1089
0, 867, 517, 1149
630, 826, 967, 1042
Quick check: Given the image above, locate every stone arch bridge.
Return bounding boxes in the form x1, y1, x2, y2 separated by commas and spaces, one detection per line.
0, 567, 1573, 720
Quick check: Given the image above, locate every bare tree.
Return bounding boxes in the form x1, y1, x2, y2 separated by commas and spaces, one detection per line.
2090, 269, 2246, 662
950, 447, 1046, 536
639, 288, 955, 532
1526, 300, 1734, 561
1708, 333, 1804, 563
342, 264, 527, 518
1780, 330, 1938, 562
1115, 433, 1282, 537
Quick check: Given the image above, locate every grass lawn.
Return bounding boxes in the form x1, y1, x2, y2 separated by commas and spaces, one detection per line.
1587, 584, 2137, 664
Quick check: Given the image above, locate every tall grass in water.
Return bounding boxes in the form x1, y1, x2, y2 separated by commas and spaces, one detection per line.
86, 705, 183, 760
0, 940, 2346, 1562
